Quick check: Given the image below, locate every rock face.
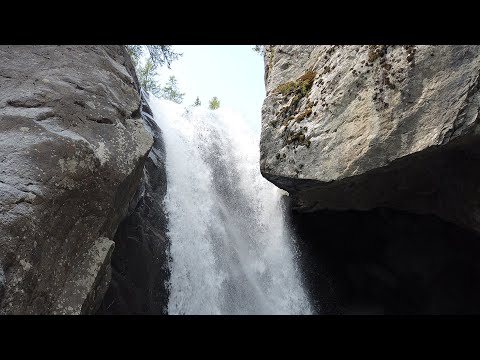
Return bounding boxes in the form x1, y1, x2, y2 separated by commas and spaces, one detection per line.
261, 45, 480, 314
98, 94, 170, 315
261, 45, 480, 233
0, 45, 153, 314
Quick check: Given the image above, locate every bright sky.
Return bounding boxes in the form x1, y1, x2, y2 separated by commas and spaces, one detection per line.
155, 45, 266, 133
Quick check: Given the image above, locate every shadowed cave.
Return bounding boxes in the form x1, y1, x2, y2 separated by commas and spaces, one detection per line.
291, 206, 480, 315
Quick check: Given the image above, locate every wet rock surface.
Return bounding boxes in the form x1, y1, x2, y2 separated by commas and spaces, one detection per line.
0, 45, 153, 314
98, 96, 170, 315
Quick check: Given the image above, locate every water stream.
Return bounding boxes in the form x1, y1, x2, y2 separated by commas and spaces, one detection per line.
149, 98, 311, 315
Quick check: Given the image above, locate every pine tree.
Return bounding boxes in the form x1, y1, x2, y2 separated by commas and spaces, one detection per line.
137, 58, 161, 96
125, 45, 181, 96
208, 97, 220, 110
126, 45, 180, 71
160, 76, 185, 104
193, 96, 201, 107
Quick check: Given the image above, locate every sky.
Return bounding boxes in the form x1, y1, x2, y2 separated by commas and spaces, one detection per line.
154, 45, 266, 133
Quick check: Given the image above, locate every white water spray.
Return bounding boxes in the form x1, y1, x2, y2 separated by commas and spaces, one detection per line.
149, 98, 312, 315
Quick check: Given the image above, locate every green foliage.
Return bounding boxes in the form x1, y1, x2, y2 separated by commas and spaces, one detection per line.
193, 96, 201, 106
126, 45, 181, 71
138, 58, 162, 96
160, 76, 185, 104
209, 96, 220, 110
126, 45, 143, 68
254, 45, 275, 77
253, 45, 265, 55
125, 45, 182, 97
144, 45, 181, 69
273, 69, 317, 97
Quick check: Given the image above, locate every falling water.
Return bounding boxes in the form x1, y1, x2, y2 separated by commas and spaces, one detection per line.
149, 98, 312, 315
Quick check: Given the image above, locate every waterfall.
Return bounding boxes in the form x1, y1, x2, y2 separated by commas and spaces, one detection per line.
149, 98, 312, 315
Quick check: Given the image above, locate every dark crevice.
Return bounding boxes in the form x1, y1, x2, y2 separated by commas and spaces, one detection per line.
289, 205, 480, 315
130, 107, 141, 119
63, 79, 85, 91
35, 111, 55, 122
13, 198, 34, 205
7, 99, 44, 108
85, 115, 114, 125
74, 100, 86, 108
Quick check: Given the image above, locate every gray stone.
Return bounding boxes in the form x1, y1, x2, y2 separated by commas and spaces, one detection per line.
97, 94, 170, 315
53, 237, 114, 315
0, 45, 153, 314
0, 265, 5, 302
260, 45, 480, 233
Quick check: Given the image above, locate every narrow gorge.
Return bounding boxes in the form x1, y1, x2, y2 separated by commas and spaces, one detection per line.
1, 45, 480, 314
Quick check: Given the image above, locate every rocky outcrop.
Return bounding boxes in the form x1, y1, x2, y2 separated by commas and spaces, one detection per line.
261, 45, 480, 314
261, 45, 480, 233
97, 93, 170, 315
0, 45, 153, 314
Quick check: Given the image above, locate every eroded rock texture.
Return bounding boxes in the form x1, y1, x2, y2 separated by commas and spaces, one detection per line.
261, 45, 480, 233
0, 45, 153, 314
261, 45, 480, 314
98, 94, 170, 314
